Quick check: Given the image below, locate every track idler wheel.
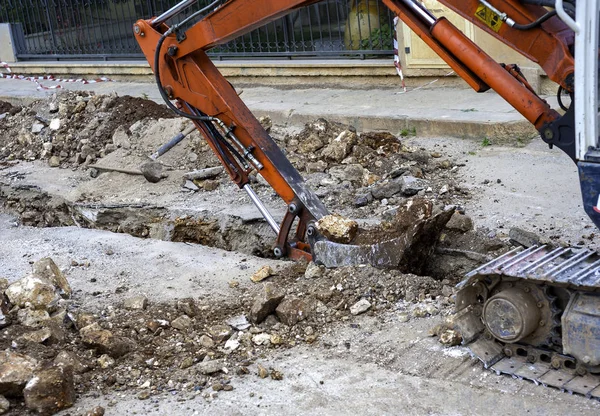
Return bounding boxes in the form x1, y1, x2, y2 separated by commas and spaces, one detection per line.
483, 287, 541, 343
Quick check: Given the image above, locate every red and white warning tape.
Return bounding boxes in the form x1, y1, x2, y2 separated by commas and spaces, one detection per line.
0, 61, 114, 91
393, 17, 407, 93
392, 17, 455, 95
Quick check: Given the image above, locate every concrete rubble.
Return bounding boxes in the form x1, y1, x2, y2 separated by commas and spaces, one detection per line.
249, 283, 286, 324
316, 214, 359, 244
23, 364, 76, 415
0, 350, 38, 397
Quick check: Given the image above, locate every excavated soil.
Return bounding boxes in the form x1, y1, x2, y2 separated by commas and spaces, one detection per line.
0, 100, 18, 115
0, 91, 561, 415
0, 92, 174, 167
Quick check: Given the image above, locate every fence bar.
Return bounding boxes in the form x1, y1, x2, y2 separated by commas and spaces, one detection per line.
0, 0, 395, 60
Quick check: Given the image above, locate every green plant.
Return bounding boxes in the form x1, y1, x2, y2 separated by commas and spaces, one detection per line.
360, 23, 394, 51
141, 93, 149, 100
481, 137, 491, 147
468, 151, 477, 156
400, 127, 417, 137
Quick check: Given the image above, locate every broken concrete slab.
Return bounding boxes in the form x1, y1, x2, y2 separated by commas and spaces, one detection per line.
509, 227, 542, 248
313, 199, 454, 273
17, 308, 51, 328
207, 325, 233, 343
197, 359, 224, 375
170, 315, 193, 331
350, 299, 371, 315
445, 212, 474, 233
276, 297, 313, 326
123, 295, 148, 310
31, 257, 72, 298
79, 323, 135, 358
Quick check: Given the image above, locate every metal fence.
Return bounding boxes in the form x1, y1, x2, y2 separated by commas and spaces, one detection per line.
0, 0, 395, 60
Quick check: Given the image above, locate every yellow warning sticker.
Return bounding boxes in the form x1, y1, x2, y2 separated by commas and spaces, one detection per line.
475, 4, 503, 32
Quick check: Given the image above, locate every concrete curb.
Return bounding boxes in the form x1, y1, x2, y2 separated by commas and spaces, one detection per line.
2, 59, 558, 92
0, 92, 536, 143
250, 108, 536, 143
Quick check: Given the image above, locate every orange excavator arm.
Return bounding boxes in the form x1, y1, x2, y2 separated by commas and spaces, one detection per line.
133, 0, 576, 263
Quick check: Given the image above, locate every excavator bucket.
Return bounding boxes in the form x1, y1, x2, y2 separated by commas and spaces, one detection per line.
309, 198, 455, 273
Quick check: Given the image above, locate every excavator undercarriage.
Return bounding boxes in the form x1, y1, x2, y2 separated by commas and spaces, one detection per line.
133, 0, 600, 398
456, 245, 600, 396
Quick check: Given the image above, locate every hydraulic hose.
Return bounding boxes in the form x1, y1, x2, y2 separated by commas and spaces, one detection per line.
520, 0, 575, 17
154, 33, 212, 121
153, 0, 223, 121
511, 10, 557, 30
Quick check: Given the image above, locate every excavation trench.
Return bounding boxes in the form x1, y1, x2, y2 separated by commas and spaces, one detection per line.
0, 178, 493, 282
0, 182, 276, 258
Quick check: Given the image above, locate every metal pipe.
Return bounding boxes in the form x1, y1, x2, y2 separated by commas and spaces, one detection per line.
555, 0, 579, 33
151, 0, 196, 27
400, 0, 436, 26
150, 124, 196, 160
243, 184, 281, 235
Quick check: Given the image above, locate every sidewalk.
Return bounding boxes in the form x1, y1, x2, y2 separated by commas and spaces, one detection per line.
0, 77, 547, 142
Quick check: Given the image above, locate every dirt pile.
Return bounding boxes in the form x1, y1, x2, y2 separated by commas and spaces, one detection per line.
0, 92, 174, 168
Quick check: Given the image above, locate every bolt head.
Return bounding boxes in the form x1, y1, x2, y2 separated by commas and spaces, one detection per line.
167, 45, 178, 56
134, 25, 141, 34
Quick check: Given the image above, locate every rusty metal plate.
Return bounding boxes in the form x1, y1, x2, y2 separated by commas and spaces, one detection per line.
514, 362, 551, 381
562, 375, 600, 396
589, 385, 600, 399
538, 370, 574, 389
491, 357, 525, 375
469, 337, 504, 368
453, 306, 484, 344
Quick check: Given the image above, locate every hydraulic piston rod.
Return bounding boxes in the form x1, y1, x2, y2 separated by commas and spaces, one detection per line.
243, 184, 281, 235
151, 0, 196, 26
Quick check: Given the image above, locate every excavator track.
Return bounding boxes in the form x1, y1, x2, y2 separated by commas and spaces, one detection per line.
454, 245, 600, 399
